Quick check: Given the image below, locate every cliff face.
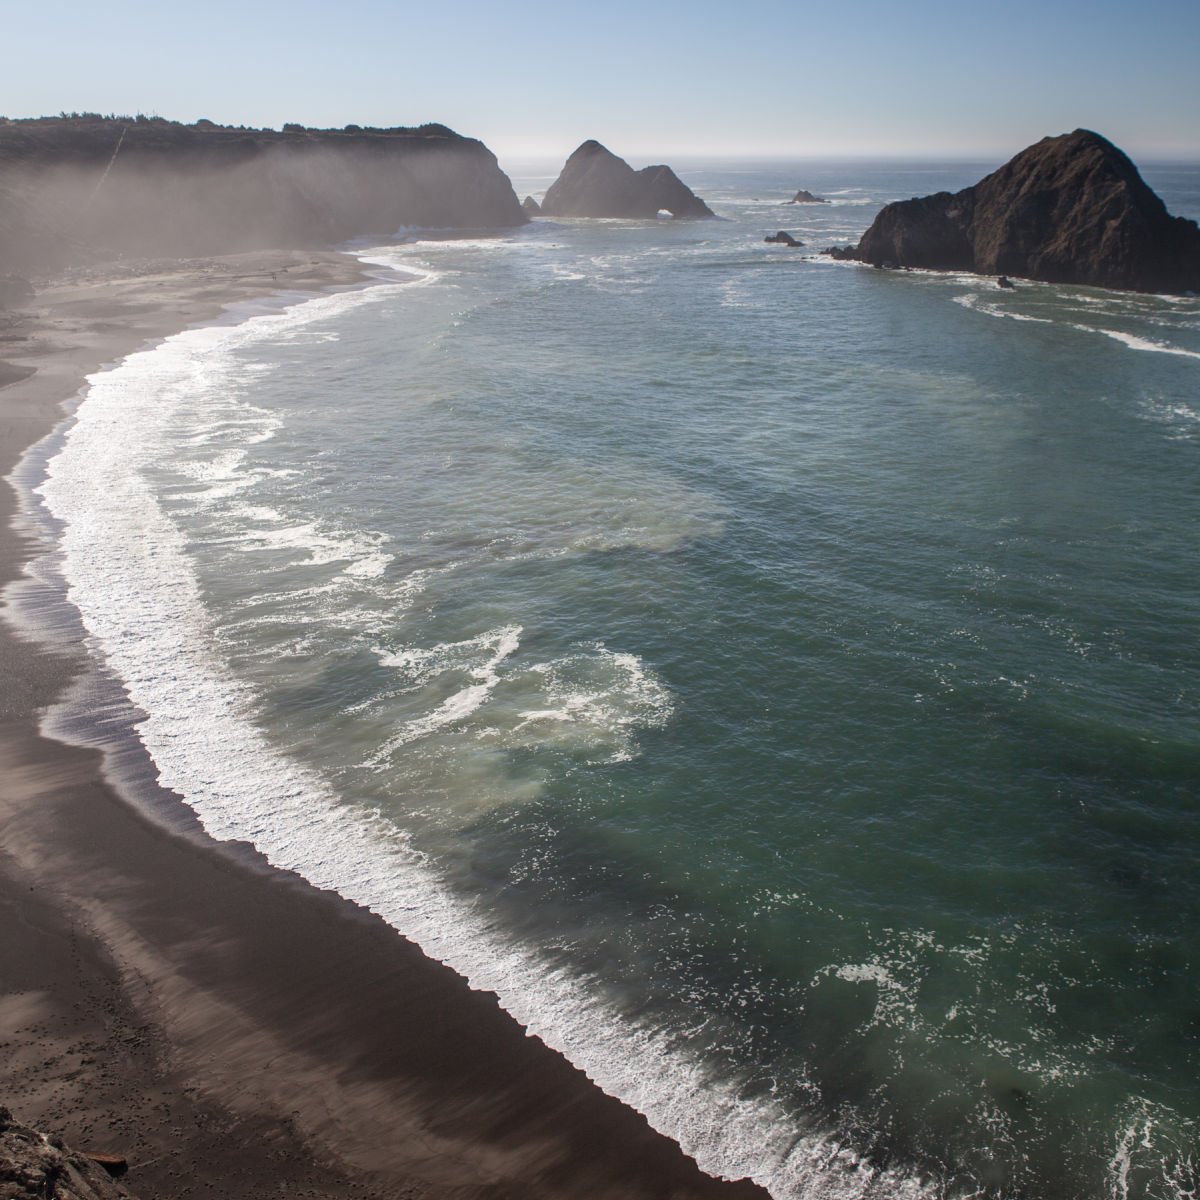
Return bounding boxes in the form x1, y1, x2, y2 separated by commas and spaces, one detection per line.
853, 130, 1200, 294
0, 116, 525, 273
541, 141, 714, 219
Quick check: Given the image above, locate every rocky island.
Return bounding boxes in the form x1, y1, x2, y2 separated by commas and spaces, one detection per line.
0, 115, 526, 273
841, 129, 1200, 294
540, 140, 714, 219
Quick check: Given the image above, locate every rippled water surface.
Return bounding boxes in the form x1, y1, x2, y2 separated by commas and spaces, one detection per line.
37, 159, 1200, 1199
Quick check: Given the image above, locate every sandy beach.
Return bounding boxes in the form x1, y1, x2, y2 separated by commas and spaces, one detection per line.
0, 253, 768, 1200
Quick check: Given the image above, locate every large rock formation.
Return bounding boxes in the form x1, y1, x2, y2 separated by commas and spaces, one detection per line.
540, 140, 714, 219
0, 115, 526, 273
850, 130, 1200, 293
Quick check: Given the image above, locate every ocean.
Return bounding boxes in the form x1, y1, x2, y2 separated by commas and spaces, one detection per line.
27, 157, 1200, 1199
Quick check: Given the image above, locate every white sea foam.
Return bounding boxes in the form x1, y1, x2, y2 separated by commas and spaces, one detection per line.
1080, 326, 1200, 360
954, 293, 1054, 323
31, 263, 950, 1200
370, 625, 523, 756
956, 294, 1200, 358
1139, 397, 1200, 439
370, 634, 672, 776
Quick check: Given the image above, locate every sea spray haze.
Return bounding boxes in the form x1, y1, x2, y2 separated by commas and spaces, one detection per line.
0, 116, 524, 272
31, 156, 1200, 1200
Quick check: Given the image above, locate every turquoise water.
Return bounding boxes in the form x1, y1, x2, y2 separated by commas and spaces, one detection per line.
38, 159, 1200, 1199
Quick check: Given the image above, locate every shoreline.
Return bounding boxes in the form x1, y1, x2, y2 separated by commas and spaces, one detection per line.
0, 250, 768, 1199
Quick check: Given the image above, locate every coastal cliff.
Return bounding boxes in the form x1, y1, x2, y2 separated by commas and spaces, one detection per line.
541, 141, 714, 219
0, 116, 525, 273
850, 129, 1200, 294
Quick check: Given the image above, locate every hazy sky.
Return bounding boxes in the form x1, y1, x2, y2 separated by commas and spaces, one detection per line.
5, 0, 1197, 162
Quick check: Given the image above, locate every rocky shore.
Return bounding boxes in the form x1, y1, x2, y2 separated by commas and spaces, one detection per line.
1, 1108, 136, 1200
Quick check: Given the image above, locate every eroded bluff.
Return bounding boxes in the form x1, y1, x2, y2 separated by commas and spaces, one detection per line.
0, 116, 525, 272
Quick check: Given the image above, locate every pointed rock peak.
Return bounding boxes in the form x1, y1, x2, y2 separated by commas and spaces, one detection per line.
542, 142, 715, 220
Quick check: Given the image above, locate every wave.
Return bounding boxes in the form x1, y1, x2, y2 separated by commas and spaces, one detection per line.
955, 293, 1054, 323
1079, 326, 1200, 360
955, 293, 1200, 358
27, 257, 955, 1200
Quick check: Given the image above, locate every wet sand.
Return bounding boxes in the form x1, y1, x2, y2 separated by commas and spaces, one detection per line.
0, 252, 769, 1200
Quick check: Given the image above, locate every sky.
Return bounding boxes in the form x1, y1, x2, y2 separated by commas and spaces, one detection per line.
4, 0, 1198, 164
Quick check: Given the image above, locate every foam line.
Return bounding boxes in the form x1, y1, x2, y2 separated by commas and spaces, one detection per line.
33, 260, 945, 1200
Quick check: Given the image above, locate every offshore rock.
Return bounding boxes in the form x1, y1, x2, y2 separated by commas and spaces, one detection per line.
0, 1107, 139, 1199
765, 231, 803, 246
521, 195, 541, 215
789, 189, 828, 203
0, 115, 526, 273
852, 129, 1200, 294
541, 140, 714, 219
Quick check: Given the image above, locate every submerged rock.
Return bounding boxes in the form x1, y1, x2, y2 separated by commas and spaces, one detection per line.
540, 140, 714, 220
850, 129, 1200, 294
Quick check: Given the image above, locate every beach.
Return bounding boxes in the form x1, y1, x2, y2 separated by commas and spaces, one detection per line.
0, 251, 768, 1200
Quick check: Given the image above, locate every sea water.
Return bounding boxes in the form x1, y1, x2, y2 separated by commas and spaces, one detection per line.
30, 158, 1200, 1199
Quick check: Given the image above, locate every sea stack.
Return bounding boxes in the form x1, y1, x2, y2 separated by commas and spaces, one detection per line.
850, 129, 1200, 294
541, 140, 715, 219
789, 189, 828, 204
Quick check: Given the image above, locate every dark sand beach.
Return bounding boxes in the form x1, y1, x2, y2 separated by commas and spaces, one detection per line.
0, 253, 768, 1200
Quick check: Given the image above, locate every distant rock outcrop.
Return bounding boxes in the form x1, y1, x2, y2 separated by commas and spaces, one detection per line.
0, 116, 526, 273
521, 195, 541, 216
765, 231, 803, 246
789, 189, 828, 204
849, 129, 1200, 294
541, 141, 714, 219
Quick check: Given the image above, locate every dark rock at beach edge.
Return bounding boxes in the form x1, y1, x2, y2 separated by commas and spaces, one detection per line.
0, 1106, 139, 1199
